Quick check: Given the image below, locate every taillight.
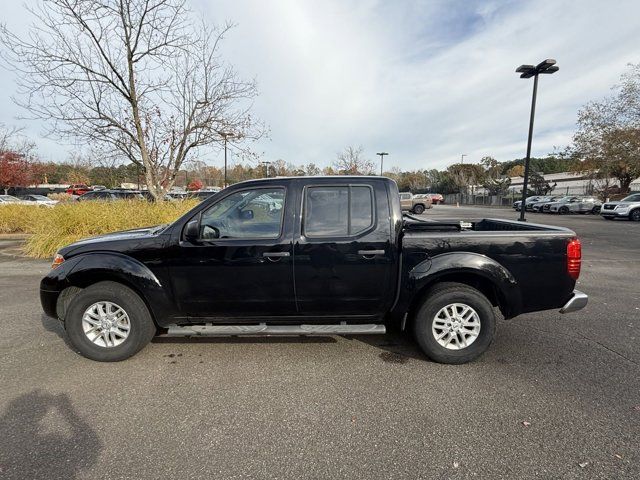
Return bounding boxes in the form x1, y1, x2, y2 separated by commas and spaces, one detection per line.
567, 238, 581, 280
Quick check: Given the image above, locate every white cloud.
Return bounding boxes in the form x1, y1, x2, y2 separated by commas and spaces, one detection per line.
1, 0, 639, 170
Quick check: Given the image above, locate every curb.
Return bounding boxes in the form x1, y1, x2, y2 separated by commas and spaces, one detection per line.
0, 234, 31, 240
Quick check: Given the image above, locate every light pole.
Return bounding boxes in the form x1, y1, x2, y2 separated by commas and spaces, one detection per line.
261, 161, 272, 178
218, 131, 236, 187
376, 152, 388, 176
515, 59, 559, 221
461, 154, 467, 164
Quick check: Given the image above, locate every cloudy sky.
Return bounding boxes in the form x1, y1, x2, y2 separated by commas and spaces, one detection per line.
1, 0, 639, 171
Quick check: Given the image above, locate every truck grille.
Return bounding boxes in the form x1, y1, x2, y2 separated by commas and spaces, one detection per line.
603, 204, 616, 210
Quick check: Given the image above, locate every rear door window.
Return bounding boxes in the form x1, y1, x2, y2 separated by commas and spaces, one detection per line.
304, 185, 374, 238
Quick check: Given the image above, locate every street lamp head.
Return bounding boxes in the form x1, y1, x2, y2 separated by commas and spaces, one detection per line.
217, 131, 237, 139
516, 60, 559, 78
536, 58, 556, 70
516, 64, 535, 73
376, 152, 388, 156
540, 65, 559, 74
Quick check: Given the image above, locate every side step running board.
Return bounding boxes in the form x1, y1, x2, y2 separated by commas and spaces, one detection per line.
164, 323, 386, 337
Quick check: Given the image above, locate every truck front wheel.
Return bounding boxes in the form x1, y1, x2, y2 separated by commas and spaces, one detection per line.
413, 204, 425, 214
413, 282, 496, 364
64, 281, 156, 362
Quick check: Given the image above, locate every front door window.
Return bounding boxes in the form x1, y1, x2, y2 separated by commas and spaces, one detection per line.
200, 188, 285, 240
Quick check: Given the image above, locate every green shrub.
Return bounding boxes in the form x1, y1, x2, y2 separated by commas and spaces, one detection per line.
0, 200, 198, 258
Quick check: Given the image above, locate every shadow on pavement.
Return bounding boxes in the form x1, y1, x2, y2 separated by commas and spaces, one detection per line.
40, 313, 65, 339
0, 390, 102, 480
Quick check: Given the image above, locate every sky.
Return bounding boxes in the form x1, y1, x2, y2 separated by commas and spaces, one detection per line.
1, 0, 639, 171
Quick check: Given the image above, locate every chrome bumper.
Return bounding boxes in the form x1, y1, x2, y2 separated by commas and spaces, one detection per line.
560, 290, 588, 314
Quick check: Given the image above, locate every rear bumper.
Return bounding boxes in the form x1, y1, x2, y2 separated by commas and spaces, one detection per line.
560, 290, 588, 314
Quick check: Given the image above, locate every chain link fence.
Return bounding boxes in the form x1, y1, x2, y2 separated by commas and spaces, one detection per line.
443, 181, 640, 207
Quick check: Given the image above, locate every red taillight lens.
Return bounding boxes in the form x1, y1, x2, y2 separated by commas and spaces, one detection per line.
567, 238, 581, 280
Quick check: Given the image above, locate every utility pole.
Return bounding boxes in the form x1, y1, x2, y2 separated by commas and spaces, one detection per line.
376, 152, 389, 176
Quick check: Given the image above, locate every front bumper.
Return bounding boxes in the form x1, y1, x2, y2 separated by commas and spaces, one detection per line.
40, 287, 60, 318
560, 290, 588, 314
601, 209, 628, 218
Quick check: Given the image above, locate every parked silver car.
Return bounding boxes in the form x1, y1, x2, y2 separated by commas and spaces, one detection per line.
600, 193, 640, 221
547, 196, 602, 214
529, 196, 563, 212
513, 195, 544, 211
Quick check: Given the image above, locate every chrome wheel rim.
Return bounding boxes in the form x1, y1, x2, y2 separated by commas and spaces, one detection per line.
432, 303, 481, 350
82, 301, 131, 348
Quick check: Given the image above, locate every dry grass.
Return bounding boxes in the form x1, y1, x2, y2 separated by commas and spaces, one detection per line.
0, 200, 198, 258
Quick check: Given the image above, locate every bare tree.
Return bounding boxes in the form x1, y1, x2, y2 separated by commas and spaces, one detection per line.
0, 0, 264, 199
334, 146, 375, 175
0, 123, 36, 158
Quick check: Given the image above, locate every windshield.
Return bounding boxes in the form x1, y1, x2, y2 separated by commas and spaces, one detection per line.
0, 195, 20, 202
622, 194, 640, 202
31, 195, 51, 201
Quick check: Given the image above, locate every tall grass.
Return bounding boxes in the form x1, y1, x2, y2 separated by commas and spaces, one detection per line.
0, 200, 198, 258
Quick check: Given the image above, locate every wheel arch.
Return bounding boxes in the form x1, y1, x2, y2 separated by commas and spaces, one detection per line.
400, 252, 522, 326
59, 252, 174, 326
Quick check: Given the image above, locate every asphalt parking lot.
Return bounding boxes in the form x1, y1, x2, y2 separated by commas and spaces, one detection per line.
0, 205, 638, 479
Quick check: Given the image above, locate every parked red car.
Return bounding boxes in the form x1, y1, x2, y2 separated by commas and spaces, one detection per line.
427, 193, 444, 205
66, 184, 92, 195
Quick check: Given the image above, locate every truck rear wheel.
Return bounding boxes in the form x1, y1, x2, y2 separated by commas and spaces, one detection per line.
413, 282, 496, 364
64, 281, 156, 362
413, 204, 425, 214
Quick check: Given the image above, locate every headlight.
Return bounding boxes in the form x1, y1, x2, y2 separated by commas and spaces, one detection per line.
51, 253, 65, 269
617, 204, 629, 208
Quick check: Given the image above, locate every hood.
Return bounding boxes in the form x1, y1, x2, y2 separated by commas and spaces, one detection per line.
58, 225, 165, 257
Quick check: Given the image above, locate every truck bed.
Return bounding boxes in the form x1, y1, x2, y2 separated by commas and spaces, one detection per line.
400, 217, 577, 316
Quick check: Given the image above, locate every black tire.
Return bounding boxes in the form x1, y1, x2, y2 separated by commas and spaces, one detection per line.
413, 204, 425, 215
559, 206, 569, 215
413, 282, 496, 364
591, 206, 601, 214
64, 281, 156, 362
630, 209, 640, 222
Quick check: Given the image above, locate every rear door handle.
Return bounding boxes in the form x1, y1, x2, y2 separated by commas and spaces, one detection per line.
357, 250, 385, 256
263, 252, 290, 258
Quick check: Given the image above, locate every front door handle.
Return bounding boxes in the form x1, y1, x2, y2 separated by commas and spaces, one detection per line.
358, 250, 385, 257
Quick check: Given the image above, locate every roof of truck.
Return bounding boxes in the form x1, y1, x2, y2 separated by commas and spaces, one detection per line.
231, 176, 396, 187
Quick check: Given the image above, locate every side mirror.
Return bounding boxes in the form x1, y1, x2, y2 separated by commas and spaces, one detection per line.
184, 219, 200, 242
240, 209, 254, 220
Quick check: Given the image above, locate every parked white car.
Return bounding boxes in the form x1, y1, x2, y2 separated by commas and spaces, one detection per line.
600, 193, 640, 221
19, 194, 58, 207
0, 195, 26, 205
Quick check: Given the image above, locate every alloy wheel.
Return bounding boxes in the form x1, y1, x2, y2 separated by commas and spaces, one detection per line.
82, 301, 131, 348
431, 303, 481, 350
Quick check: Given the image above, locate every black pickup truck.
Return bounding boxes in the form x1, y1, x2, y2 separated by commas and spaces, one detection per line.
41, 176, 587, 364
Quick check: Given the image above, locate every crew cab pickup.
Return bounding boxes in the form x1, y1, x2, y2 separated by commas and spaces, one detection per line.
40, 176, 587, 363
